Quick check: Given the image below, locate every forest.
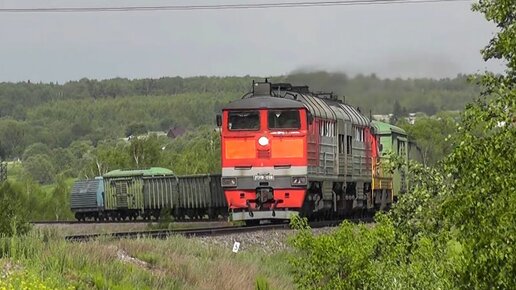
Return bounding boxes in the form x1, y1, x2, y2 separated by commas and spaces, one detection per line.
0, 72, 477, 165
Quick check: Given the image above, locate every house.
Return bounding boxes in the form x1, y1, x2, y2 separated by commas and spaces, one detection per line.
372, 114, 392, 122
167, 126, 187, 139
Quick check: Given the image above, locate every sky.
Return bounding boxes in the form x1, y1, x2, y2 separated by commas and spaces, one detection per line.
0, 0, 504, 83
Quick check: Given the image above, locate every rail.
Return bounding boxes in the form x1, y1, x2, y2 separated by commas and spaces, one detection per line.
63, 218, 373, 242
31, 219, 225, 225
65, 224, 289, 242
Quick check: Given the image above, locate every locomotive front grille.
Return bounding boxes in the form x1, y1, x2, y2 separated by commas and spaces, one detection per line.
257, 149, 270, 159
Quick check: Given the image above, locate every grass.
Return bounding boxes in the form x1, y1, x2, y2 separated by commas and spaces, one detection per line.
6, 162, 23, 184
0, 229, 294, 289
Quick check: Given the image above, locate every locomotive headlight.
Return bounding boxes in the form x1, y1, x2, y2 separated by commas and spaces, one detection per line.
258, 136, 269, 146
291, 176, 307, 186
221, 177, 237, 187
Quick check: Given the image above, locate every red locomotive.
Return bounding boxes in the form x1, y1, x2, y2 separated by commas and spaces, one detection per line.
218, 80, 403, 225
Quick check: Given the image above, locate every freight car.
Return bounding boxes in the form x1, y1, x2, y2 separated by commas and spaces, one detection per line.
372, 121, 409, 201
217, 80, 408, 224
70, 168, 226, 221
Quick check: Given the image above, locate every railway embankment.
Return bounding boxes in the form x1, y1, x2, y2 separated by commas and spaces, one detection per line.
1, 226, 298, 289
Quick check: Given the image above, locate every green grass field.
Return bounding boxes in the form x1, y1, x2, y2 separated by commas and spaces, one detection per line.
0, 230, 293, 289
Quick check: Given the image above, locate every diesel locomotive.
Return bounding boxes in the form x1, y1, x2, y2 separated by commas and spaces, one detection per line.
218, 80, 409, 224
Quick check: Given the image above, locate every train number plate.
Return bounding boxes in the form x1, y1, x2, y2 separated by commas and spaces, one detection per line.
254, 175, 274, 181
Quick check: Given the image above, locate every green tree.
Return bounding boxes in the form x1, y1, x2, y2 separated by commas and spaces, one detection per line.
161, 128, 220, 174
0, 182, 30, 236
125, 122, 148, 137
48, 177, 72, 220
69, 140, 94, 159
391, 99, 404, 124
52, 147, 76, 176
23, 154, 55, 184
0, 119, 28, 158
81, 141, 130, 178
22, 142, 53, 161
128, 135, 162, 169
398, 112, 457, 165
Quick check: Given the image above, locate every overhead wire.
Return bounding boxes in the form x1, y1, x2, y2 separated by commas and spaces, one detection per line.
0, 0, 471, 13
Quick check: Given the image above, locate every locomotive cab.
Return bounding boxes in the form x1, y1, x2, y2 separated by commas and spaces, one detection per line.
220, 81, 309, 223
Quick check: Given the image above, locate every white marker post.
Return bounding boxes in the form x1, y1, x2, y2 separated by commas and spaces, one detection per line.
232, 241, 241, 253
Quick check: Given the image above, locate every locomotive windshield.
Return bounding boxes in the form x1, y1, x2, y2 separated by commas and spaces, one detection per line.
228, 110, 260, 130
268, 110, 300, 129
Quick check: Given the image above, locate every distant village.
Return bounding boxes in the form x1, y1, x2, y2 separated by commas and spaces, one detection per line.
122, 126, 187, 142
373, 110, 460, 125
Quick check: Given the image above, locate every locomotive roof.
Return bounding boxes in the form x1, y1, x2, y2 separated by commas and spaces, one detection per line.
104, 167, 174, 178
372, 121, 406, 135
223, 82, 370, 127
222, 96, 306, 110
292, 92, 370, 126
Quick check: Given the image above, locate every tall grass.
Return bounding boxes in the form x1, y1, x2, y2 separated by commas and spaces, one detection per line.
0, 228, 293, 289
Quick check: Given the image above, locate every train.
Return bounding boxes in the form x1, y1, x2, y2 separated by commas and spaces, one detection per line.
71, 168, 226, 221
70, 80, 415, 223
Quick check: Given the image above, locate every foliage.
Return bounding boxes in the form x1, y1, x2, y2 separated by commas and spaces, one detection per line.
161, 127, 221, 175
0, 119, 28, 159
0, 269, 72, 290
22, 154, 55, 184
128, 134, 162, 169
125, 122, 148, 137
283, 72, 478, 115
22, 142, 53, 161
397, 112, 458, 165
290, 214, 462, 290
0, 182, 30, 236
77, 127, 220, 178
290, 1, 516, 288
48, 177, 72, 221
255, 276, 271, 290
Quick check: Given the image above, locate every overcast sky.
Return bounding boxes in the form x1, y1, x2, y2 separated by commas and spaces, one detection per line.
0, 0, 503, 83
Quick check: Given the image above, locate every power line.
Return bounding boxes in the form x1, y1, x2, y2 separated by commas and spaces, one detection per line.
0, 0, 471, 13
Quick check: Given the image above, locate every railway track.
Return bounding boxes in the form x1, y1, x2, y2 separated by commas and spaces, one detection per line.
63, 218, 372, 242
31, 219, 222, 225
65, 224, 289, 242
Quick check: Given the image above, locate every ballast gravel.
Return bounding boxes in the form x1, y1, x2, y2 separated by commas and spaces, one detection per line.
196, 227, 336, 253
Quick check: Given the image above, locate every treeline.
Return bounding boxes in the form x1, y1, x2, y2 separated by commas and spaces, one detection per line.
18, 127, 220, 184
0, 76, 255, 118
0, 73, 478, 118
0, 73, 478, 161
0, 93, 235, 159
283, 72, 479, 116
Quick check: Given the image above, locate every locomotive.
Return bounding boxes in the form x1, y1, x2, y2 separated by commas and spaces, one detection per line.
218, 80, 409, 225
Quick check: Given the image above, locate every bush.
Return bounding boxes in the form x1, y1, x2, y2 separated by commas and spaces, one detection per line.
0, 182, 30, 236
22, 154, 55, 184
290, 2, 516, 289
